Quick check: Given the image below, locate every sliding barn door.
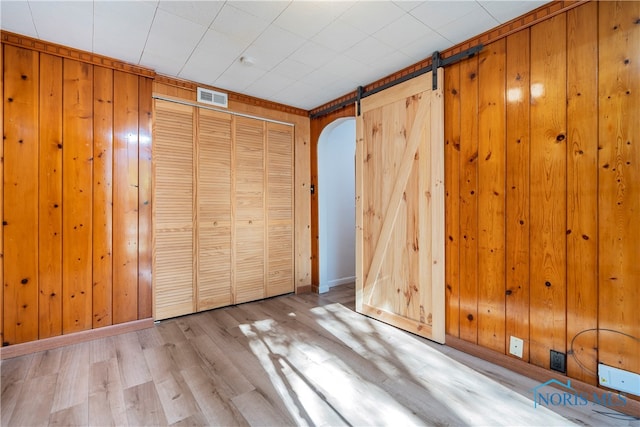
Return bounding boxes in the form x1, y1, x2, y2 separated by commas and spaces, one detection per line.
356, 70, 445, 343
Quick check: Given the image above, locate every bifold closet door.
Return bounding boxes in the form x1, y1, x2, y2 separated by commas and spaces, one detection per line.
266, 122, 294, 297
197, 109, 233, 311
234, 116, 266, 303
153, 100, 195, 320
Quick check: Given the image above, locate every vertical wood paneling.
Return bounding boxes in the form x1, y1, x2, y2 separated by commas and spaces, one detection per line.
3, 45, 39, 344
197, 109, 232, 310
38, 53, 63, 338
444, 63, 461, 337
458, 55, 479, 343
234, 117, 265, 304
598, 0, 640, 375
566, 2, 598, 384
62, 59, 93, 334
113, 71, 139, 324
92, 66, 113, 329
505, 29, 531, 362
138, 77, 153, 319
477, 40, 506, 353
0, 43, 3, 345
529, 14, 567, 368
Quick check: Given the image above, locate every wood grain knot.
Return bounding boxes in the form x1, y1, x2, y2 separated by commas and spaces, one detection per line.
556, 134, 565, 142
467, 314, 474, 321
21, 278, 28, 284
545, 281, 551, 287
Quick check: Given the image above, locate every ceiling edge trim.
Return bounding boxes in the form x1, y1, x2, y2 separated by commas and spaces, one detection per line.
1, 30, 156, 78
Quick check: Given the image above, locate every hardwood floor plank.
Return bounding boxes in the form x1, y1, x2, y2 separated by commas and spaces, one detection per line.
51, 343, 90, 412
89, 358, 128, 427
188, 333, 254, 396
143, 344, 201, 425
136, 326, 165, 351
8, 373, 57, 427
231, 389, 295, 427
123, 381, 168, 426
49, 401, 88, 426
0, 354, 33, 425
180, 365, 250, 427
25, 347, 63, 379
115, 331, 152, 389
89, 336, 117, 364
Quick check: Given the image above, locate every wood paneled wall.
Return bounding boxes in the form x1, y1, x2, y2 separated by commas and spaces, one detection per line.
444, 0, 639, 385
309, 0, 638, 394
1, 43, 153, 346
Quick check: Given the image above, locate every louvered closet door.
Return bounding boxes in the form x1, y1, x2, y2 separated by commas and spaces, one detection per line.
153, 100, 195, 320
266, 123, 294, 297
234, 116, 266, 303
197, 109, 232, 311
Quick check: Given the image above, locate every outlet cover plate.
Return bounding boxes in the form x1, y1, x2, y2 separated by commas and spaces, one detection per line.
550, 350, 566, 373
509, 336, 524, 358
598, 363, 640, 395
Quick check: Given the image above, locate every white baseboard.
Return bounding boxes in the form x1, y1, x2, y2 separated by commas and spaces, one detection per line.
319, 275, 356, 294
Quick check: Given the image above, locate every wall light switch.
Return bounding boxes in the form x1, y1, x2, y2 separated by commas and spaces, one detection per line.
509, 336, 524, 358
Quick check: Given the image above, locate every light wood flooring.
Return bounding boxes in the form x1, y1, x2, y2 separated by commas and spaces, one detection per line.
1, 283, 637, 426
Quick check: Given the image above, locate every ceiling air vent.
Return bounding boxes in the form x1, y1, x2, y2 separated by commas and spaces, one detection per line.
197, 87, 228, 108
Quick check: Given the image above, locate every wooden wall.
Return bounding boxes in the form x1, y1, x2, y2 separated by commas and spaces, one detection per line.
444, 0, 639, 385
309, 0, 639, 394
1, 40, 153, 346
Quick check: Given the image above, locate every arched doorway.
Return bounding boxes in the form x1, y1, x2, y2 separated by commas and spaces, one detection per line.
317, 118, 356, 293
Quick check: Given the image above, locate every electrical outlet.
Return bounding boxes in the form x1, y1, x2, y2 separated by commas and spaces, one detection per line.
550, 350, 566, 373
509, 336, 524, 358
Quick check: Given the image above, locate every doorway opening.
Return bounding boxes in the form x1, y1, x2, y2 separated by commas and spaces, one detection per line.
317, 118, 356, 294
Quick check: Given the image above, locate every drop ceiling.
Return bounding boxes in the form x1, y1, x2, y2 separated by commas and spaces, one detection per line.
1, 0, 547, 110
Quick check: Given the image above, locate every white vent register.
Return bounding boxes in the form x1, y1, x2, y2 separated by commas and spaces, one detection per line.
197, 87, 228, 108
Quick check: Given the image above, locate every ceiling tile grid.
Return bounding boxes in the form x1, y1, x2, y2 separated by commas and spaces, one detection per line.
1, 0, 547, 110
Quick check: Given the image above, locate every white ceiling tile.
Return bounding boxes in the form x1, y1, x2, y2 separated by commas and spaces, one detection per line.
410, 1, 480, 29
1, 1, 37, 37
311, 19, 369, 53
274, 2, 341, 39
373, 13, 435, 50
344, 37, 395, 66
142, 9, 207, 75
93, 1, 157, 64
400, 31, 451, 61
244, 71, 297, 100
479, 0, 547, 22
392, 1, 424, 12
29, 1, 93, 52
434, 8, 499, 46
250, 25, 306, 64
320, 54, 371, 81
270, 58, 315, 81
214, 61, 268, 93
288, 41, 337, 69
271, 80, 318, 109
209, 4, 271, 45
178, 28, 248, 82
231, 1, 291, 23
158, 0, 223, 27
339, 1, 406, 35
